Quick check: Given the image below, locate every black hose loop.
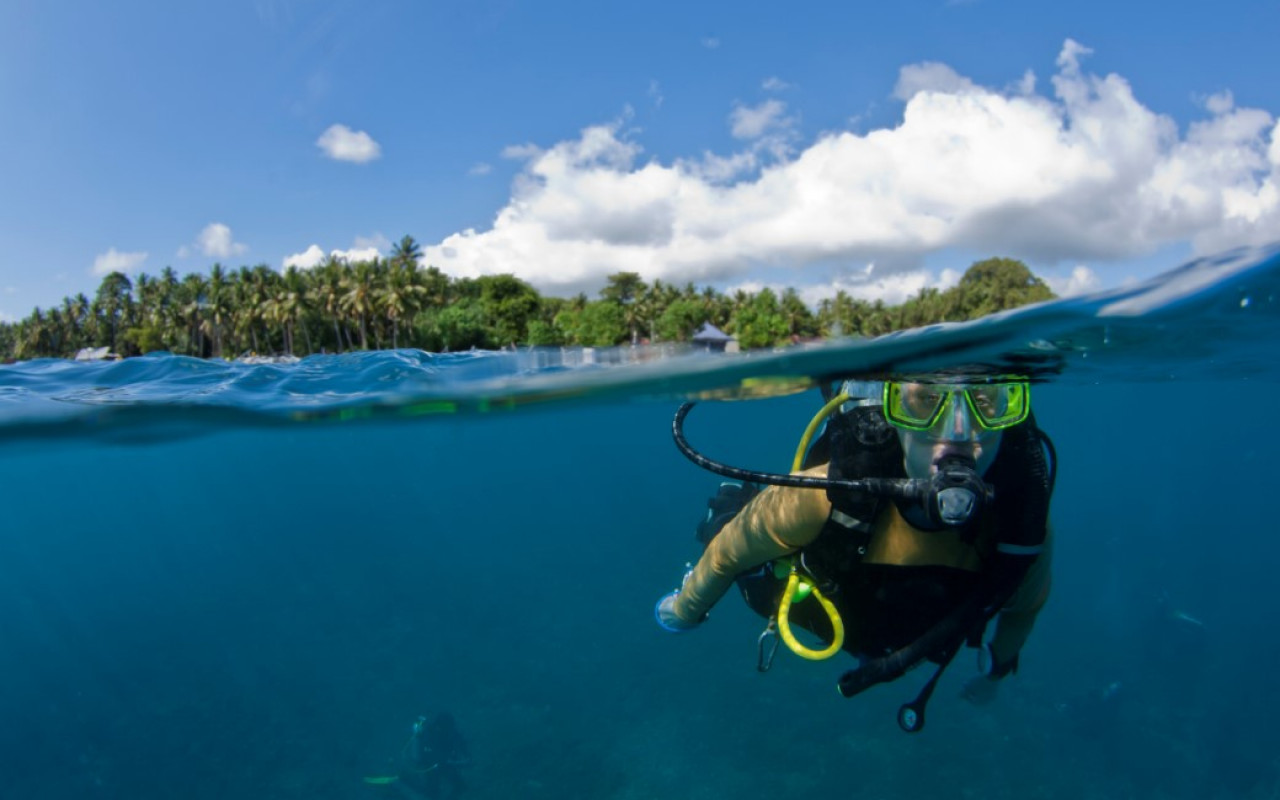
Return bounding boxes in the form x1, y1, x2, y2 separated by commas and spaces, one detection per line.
673, 402, 924, 498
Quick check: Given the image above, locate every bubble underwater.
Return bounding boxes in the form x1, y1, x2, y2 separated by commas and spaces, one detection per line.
2, 243, 1279, 799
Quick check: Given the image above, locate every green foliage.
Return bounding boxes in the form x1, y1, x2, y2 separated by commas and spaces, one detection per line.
655, 298, 708, 342
0, 243, 1058, 362
554, 300, 627, 346
119, 325, 166, 355
525, 319, 563, 346
779, 288, 819, 339
476, 274, 540, 347
729, 288, 790, 349
599, 272, 646, 305
955, 257, 1055, 316
416, 300, 491, 352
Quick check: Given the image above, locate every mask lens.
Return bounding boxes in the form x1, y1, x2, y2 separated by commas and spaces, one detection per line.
884, 382, 949, 430
964, 382, 1029, 429
884, 381, 1031, 431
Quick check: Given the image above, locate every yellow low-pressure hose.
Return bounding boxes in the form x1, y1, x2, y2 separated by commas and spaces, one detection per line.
772, 390, 852, 661
792, 392, 851, 473
776, 565, 845, 660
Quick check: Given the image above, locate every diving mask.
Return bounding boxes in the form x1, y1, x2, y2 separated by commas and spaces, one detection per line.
883, 381, 1029, 434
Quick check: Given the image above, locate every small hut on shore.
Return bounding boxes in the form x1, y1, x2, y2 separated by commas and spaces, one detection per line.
692, 322, 738, 353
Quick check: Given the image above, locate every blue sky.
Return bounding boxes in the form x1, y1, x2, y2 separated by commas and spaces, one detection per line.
2, 0, 1278, 322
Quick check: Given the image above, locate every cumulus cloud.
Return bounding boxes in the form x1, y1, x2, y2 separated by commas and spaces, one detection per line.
469, 162, 493, 176
796, 268, 961, 308
282, 238, 386, 270
316, 124, 382, 163
729, 99, 793, 140
92, 248, 148, 276
353, 232, 391, 253
892, 62, 978, 101
284, 245, 326, 270
179, 222, 248, 260
1045, 265, 1102, 297
420, 40, 1280, 298
334, 245, 381, 262
762, 77, 791, 92
1203, 90, 1234, 115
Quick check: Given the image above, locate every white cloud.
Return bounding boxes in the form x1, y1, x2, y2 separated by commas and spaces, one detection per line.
501, 143, 541, 160
763, 77, 791, 92
729, 99, 793, 140
1014, 69, 1036, 96
316, 123, 382, 163
1045, 265, 1102, 297
893, 62, 978, 101
469, 162, 493, 176
1203, 90, 1234, 115
797, 269, 958, 308
282, 239, 385, 270
92, 248, 148, 276
284, 245, 325, 270
332, 245, 381, 262
1057, 38, 1094, 72
353, 232, 391, 253
419, 40, 1280, 299
677, 149, 759, 183
181, 222, 248, 260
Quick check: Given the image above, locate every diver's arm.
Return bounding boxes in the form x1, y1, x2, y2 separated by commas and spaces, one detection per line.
671, 467, 832, 625
987, 523, 1054, 674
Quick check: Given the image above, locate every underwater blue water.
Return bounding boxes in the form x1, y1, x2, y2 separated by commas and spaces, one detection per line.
3, 243, 1280, 799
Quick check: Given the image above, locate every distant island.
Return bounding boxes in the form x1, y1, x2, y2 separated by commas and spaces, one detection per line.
0, 235, 1054, 362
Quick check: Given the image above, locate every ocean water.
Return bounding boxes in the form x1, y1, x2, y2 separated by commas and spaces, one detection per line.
3, 244, 1280, 800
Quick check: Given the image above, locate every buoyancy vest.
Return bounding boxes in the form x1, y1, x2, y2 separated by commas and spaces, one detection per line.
733, 404, 1054, 664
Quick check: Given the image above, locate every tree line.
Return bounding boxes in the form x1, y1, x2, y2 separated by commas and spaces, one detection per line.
0, 235, 1055, 361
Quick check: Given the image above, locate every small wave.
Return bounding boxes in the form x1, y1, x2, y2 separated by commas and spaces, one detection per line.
1, 243, 1278, 443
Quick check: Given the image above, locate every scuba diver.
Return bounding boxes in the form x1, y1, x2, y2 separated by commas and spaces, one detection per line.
365, 712, 470, 798
655, 376, 1055, 732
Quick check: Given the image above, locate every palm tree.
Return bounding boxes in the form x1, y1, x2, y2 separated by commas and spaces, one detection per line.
309, 257, 348, 351
202, 264, 230, 358
179, 273, 208, 356
340, 259, 378, 350
389, 235, 423, 269
94, 271, 133, 352
378, 262, 425, 349
280, 267, 311, 355
156, 266, 182, 349
61, 295, 86, 352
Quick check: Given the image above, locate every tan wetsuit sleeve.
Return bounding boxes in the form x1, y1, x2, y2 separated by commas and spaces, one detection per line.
989, 523, 1054, 668
672, 467, 832, 625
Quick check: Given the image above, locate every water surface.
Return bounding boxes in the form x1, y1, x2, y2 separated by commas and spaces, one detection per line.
3, 244, 1279, 799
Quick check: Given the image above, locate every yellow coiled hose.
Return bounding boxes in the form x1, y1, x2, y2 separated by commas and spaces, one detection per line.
772, 391, 852, 660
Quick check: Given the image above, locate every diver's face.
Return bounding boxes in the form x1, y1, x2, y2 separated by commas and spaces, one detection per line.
894, 384, 1003, 479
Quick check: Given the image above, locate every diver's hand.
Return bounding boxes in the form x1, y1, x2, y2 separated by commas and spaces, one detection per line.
654, 592, 701, 633
960, 675, 1000, 706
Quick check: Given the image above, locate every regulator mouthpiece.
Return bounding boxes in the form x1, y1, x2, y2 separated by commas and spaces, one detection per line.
925, 455, 992, 527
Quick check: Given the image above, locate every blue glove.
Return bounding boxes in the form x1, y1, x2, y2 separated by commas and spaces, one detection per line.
654, 591, 701, 633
